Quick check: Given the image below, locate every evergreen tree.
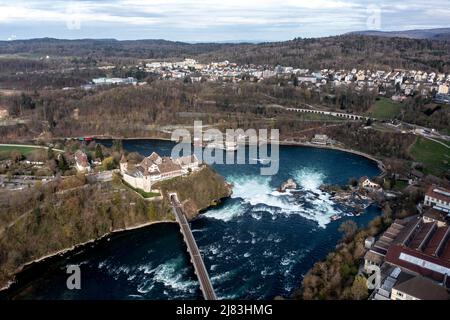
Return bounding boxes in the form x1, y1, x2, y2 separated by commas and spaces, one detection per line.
47, 146, 55, 160
112, 139, 123, 152
95, 144, 104, 160
58, 154, 69, 171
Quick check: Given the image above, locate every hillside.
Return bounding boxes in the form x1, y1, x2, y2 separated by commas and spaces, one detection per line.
199, 35, 450, 73
0, 166, 231, 290
1, 34, 450, 73
350, 28, 450, 41
0, 38, 243, 59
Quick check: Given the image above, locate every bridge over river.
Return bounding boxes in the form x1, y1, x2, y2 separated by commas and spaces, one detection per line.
170, 193, 217, 300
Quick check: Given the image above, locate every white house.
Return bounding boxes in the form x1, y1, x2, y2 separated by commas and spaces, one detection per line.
0, 108, 8, 119
360, 177, 381, 190
311, 134, 330, 145
74, 150, 91, 173
424, 186, 450, 213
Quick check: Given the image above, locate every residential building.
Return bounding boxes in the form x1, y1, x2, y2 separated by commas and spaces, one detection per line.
0, 108, 8, 119
360, 177, 381, 190
74, 150, 91, 173
424, 186, 450, 213
372, 266, 449, 300
92, 77, 137, 86
311, 134, 330, 145
391, 275, 449, 300
438, 84, 449, 95
423, 208, 448, 227
365, 236, 376, 249
297, 76, 317, 84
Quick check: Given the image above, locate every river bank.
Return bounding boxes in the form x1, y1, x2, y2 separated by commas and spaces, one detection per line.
0, 220, 185, 298
0, 163, 231, 293
0, 220, 176, 293
278, 141, 386, 177
34, 133, 386, 178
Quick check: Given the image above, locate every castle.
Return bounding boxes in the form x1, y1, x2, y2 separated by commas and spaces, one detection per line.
120, 152, 200, 192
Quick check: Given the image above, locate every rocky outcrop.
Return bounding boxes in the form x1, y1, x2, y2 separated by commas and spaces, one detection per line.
155, 165, 232, 220
278, 178, 297, 192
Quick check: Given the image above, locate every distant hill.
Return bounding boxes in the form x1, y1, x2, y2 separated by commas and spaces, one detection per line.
199, 34, 450, 73
349, 28, 450, 40
0, 38, 241, 59
1, 34, 450, 73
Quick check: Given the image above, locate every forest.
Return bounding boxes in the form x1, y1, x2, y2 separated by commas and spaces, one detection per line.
200, 35, 450, 73
1, 35, 450, 72
0, 78, 448, 142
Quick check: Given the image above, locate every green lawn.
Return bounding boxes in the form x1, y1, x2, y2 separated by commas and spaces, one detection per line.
368, 98, 403, 120
0, 145, 42, 156
0, 144, 64, 160
409, 137, 450, 176
392, 180, 408, 191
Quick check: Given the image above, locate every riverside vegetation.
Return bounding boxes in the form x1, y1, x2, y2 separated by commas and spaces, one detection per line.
294, 182, 424, 300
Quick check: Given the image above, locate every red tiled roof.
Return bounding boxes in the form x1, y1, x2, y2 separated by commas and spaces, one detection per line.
426, 186, 450, 203
158, 158, 182, 174
408, 222, 434, 250
442, 241, 450, 261
424, 226, 449, 256
386, 244, 450, 284
424, 208, 447, 222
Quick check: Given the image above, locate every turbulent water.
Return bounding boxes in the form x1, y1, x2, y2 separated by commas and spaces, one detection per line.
6, 140, 381, 300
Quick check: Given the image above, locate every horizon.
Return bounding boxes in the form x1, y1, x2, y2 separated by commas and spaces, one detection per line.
1, 0, 450, 42
2, 26, 450, 44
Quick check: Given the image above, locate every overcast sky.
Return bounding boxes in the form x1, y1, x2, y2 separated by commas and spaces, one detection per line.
0, 0, 449, 42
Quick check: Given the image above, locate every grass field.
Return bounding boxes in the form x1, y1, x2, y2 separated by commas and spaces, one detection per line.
392, 180, 408, 191
409, 137, 450, 176
0, 145, 43, 155
368, 97, 403, 120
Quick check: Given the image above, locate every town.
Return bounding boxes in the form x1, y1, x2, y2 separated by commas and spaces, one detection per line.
82, 58, 450, 105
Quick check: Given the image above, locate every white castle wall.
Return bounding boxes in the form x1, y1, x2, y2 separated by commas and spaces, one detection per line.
123, 173, 153, 192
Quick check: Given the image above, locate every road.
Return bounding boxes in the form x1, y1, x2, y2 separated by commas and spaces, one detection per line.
170, 194, 217, 300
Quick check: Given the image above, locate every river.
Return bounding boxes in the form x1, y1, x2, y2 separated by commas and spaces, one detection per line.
4, 140, 381, 300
